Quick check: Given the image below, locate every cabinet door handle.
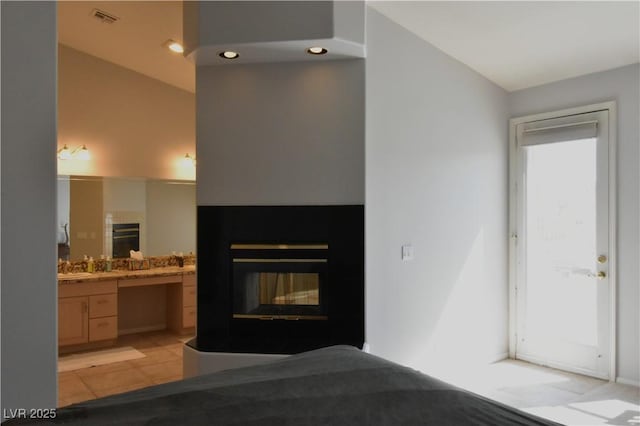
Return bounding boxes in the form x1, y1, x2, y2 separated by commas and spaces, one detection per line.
98, 322, 108, 327
83, 302, 88, 313
97, 299, 107, 304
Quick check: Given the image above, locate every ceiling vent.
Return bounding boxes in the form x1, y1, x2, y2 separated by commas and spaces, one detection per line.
91, 9, 119, 24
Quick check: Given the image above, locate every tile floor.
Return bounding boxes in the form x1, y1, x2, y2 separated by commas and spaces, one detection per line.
428, 359, 640, 426
58, 330, 192, 408
60, 337, 640, 425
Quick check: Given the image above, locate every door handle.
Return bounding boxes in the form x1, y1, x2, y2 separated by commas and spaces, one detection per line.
587, 271, 606, 279
597, 255, 607, 264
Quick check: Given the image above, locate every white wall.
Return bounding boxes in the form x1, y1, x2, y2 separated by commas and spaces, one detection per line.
103, 179, 147, 213
146, 181, 196, 256
1, 1, 58, 415
509, 63, 640, 384
57, 45, 195, 180
197, 60, 364, 205
103, 178, 148, 256
196, 1, 333, 45
365, 8, 510, 371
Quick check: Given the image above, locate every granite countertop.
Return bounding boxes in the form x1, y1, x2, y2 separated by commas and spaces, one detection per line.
58, 264, 196, 284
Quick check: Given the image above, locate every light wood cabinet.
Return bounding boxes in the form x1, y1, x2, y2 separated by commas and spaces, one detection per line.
89, 293, 117, 318
182, 285, 196, 308
58, 296, 89, 346
182, 306, 196, 328
88, 292, 117, 342
89, 316, 118, 341
182, 275, 197, 328
59, 272, 196, 350
59, 280, 118, 348
168, 274, 197, 333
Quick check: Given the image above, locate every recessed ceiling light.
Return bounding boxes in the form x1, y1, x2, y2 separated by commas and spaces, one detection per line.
164, 39, 184, 53
306, 47, 327, 55
219, 51, 240, 59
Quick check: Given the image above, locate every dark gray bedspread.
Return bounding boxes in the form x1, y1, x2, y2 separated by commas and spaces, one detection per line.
9, 345, 562, 425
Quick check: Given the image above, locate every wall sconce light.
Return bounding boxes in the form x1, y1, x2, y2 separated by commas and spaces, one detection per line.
57, 144, 90, 161
181, 153, 196, 168
164, 39, 184, 54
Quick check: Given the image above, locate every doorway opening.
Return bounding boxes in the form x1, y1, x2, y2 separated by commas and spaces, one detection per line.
56, 2, 196, 408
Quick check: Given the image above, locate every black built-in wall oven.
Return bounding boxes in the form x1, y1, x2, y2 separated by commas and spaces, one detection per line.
112, 223, 140, 258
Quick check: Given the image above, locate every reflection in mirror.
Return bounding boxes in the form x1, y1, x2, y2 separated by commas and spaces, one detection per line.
57, 176, 196, 261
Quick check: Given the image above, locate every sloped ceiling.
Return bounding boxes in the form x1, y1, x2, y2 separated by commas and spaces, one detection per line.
369, 1, 640, 91
58, 1, 639, 93
58, 1, 195, 93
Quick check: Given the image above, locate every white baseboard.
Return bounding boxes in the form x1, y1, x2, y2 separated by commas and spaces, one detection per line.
616, 376, 640, 387
488, 352, 509, 364
515, 353, 609, 380
118, 324, 166, 335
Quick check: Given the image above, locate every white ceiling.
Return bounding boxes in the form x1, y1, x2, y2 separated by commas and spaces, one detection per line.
369, 1, 640, 91
58, 1, 195, 93
58, 1, 639, 93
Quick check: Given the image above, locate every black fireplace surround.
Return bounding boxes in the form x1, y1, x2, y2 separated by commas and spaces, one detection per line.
191, 205, 364, 354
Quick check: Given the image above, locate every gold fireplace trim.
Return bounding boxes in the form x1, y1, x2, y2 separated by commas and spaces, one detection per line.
231, 244, 328, 250
233, 314, 328, 321
232, 258, 327, 263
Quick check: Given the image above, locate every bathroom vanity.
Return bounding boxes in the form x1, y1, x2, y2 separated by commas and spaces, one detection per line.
58, 266, 195, 353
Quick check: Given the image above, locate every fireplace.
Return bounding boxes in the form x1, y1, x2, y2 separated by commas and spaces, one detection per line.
193, 205, 364, 355
231, 244, 328, 321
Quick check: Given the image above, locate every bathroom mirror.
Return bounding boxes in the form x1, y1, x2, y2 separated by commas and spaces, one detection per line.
57, 175, 196, 261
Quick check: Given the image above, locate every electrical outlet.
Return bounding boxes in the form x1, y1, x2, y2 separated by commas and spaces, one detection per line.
401, 245, 414, 261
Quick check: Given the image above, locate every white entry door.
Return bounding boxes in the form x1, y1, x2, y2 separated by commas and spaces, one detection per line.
511, 105, 614, 379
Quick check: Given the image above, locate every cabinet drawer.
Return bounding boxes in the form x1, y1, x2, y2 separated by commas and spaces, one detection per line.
183, 274, 196, 287
59, 280, 117, 298
182, 286, 196, 307
118, 275, 182, 288
89, 316, 118, 341
89, 294, 117, 318
182, 307, 196, 328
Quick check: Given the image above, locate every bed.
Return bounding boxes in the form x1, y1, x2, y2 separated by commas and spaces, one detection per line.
10, 345, 561, 425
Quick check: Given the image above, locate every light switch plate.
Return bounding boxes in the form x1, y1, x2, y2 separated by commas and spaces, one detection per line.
401, 244, 414, 261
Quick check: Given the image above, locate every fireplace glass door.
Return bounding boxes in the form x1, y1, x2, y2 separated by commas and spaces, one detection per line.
232, 246, 328, 320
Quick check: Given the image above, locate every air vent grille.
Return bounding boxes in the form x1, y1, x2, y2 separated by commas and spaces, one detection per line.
91, 9, 119, 24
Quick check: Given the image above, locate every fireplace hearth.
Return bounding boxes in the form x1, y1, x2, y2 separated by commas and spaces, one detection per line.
192, 205, 364, 355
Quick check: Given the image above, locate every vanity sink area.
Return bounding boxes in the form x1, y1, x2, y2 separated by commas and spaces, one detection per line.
56, 175, 197, 354
57, 264, 196, 282
58, 261, 196, 353
58, 272, 94, 279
